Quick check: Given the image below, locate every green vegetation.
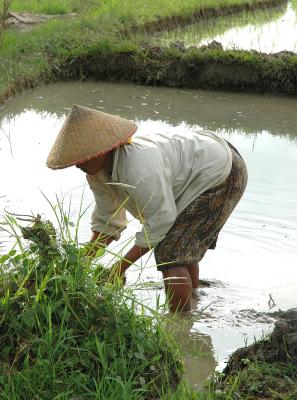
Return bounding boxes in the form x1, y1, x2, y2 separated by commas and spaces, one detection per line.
9, 0, 282, 24
11, 0, 88, 15
0, 207, 186, 399
212, 362, 297, 399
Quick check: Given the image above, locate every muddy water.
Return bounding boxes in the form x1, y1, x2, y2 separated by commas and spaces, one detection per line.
1, 81, 297, 388
153, 2, 297, 53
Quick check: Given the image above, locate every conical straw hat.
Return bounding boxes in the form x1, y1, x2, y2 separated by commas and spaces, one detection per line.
46, 105, 138, 169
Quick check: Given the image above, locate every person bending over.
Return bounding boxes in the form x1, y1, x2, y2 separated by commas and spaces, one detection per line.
46, 105, 248, 313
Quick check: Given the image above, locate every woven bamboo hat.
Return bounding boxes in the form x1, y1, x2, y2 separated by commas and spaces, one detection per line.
46, 105, 138, 169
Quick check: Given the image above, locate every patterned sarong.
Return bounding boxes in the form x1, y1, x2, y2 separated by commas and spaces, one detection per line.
154, 144, 248, 270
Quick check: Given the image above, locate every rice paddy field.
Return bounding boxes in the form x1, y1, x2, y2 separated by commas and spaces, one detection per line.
1, 0, 297, 399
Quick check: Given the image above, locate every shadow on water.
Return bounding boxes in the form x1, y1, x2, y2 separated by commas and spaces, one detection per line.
1, 81, 297, 141
152, 2, 297, 54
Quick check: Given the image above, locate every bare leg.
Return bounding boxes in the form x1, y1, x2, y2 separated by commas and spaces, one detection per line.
162, 266, 193, 313
187, 263, 199, 289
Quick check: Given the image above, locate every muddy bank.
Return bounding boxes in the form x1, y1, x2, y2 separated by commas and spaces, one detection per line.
52, 42, 297, 96
216, 309, 297, 398
2, 42, 297, 108
224, 308, 297, 374
126, 0, 288, 34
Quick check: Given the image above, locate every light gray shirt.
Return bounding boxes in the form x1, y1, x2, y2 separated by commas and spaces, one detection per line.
87, 130, 232, 248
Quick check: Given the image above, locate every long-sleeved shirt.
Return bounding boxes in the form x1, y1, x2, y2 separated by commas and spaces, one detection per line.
86, 130, 232, 248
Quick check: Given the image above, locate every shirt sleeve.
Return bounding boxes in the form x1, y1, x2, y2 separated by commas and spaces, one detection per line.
87, 174, 127, 240
129, 171, 177, 248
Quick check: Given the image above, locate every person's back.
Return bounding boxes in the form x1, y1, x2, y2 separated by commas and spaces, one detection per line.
116, 130, 232, 214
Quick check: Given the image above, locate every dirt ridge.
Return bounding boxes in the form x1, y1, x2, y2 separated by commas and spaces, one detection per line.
223, 308, 297, 375
53, 42, 297, 95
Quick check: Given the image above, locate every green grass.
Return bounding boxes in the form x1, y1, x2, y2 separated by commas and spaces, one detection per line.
0, 200, 187, 399
216, 362, 297, 399
10, 0, 94, 15
10, 0, 278, 21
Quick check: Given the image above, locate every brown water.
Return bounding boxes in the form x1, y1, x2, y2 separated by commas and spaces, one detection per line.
1, 81, 297, 387
153, 2, 297, 53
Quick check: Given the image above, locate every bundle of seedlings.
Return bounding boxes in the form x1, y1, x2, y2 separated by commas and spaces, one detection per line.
0, 214, 182, 399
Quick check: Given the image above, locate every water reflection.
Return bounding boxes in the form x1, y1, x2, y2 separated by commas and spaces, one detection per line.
1, 81, 297, 139
166, 311, 216, 390
153, 2, 297, 54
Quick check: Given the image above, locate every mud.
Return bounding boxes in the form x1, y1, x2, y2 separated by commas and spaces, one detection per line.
223, 308, 297, 376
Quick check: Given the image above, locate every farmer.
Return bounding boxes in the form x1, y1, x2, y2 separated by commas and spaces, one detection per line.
46, 105, 248, 312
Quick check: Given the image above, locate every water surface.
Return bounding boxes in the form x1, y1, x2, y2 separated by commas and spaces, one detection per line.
1, 81, 297, 386
153, 2, 297, 53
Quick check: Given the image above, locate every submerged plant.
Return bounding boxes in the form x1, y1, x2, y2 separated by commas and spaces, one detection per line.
0, 212, 182, 399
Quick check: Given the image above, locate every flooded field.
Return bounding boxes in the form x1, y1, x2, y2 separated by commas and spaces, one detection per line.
1, 81, 297, 388
153, 1, 297, 53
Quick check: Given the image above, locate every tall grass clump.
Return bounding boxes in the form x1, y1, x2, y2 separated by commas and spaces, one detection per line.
0, 209, 183, 399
